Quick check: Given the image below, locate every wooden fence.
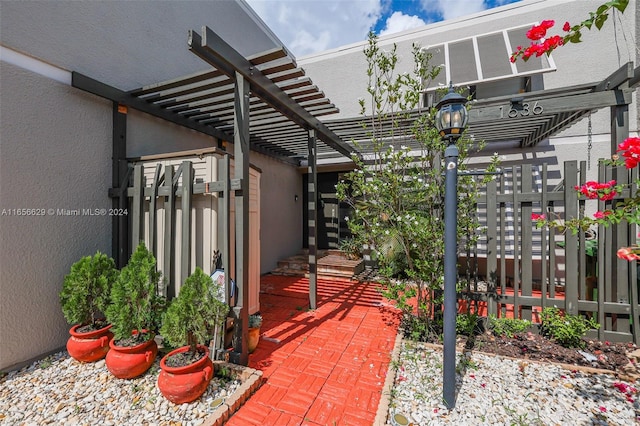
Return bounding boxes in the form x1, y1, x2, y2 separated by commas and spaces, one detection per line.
110, 156, 232, 302
460, 160, 639, 343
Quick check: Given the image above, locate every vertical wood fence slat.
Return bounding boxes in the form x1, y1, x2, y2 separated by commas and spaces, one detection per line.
180, 161, 193, 285
164, 165, 176, 299
630, 166, 639, 343
597, 217, 606, 341
564, 161, 579, 315
521, 164, 533, 321
512, 166, 520, 318
217, 156, 231, 304
603, 162, 614, 331
615, 164, 630, 333
540, 164, 548, 310
486, 178, 498, 317
549, 200, 557, 299
499, 171, 507, 317
132, 164, 145, 250
149, 164, 162, 255
578, 161, 587, 302
117, 167, 132, 267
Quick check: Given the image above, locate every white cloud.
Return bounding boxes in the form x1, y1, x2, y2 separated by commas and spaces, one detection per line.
245, 0, 383, 57
379, 11, 427, 36
419, 0, 488, 21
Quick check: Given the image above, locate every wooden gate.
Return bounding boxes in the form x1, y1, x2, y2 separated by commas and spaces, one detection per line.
460, 160, 638, 342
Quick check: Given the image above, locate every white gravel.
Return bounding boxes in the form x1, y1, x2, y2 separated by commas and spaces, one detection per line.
0, 351, 239, 425
387, 341, 640, 425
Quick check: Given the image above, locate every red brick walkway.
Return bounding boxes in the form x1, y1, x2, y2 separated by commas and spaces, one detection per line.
226, 275, 401, 425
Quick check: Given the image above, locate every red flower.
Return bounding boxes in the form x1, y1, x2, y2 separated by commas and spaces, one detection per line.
541, 35, 564, 54
531, 213, 546, 221
593, 210, 612, 219
618, 137, 640, 169
563, 21, 571, 32
576, 180, 617, 201
617, 247, 640, 261
599, 406, 607, 412
526, 20, 555, 40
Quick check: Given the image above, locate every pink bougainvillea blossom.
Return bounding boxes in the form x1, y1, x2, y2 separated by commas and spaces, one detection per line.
593, 210, 613, 219
531, 213, 546, 221
563, 21, 571, 32
526, 20, 555, 40
575, 180, 617, 201
618, 136, 640, 169
617, 247, 640, 261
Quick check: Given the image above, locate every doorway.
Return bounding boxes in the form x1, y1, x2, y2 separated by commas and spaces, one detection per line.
303, 172, 352, 249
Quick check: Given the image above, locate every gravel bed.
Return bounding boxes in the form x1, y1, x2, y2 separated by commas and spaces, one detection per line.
0, 351, 240, 425
386, 341, 640, 425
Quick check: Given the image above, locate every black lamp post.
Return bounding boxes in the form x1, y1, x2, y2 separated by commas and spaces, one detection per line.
434, 83, 468, 409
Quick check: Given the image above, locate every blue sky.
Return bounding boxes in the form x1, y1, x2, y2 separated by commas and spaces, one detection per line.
246, 0, 522, 57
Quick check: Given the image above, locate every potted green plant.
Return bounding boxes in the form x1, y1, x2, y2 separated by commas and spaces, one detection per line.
158, 267, 229, 403
105, 242, 166, 379
60, 251, 118, 362
248, 313, 262, 353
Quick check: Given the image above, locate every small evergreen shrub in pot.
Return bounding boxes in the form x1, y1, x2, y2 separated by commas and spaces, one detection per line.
60, 251, 118, 362
248, 314, 262, 353
105, 243, 166, 379
158, 267, 229, 403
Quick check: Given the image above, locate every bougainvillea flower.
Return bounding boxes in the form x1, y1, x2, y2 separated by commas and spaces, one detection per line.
563, 21, 571, 32
541, 35, 564, 53
618, 137, 640, 169
531, 213, 546, 220
575, 180, 617, 200
617, 247, 640, 261
593, 210, 612, 219
526, 20, 555, 40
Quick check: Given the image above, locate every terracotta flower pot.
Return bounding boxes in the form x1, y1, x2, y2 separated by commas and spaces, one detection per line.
105, 334, 158, 379
157, 345, 214, 404
66, 323, 113, 363
248, 327, 260, 353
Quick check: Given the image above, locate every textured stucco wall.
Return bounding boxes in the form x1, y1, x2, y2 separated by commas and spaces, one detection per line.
250, 153, 303, 274
0, 0, 281, 89
0, 63, 112, 370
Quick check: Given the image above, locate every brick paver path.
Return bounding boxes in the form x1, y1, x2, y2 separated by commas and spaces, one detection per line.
226, 275, 401, 425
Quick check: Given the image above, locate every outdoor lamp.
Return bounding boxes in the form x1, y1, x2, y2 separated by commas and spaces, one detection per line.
436, 81, 469, 410
434, 83, 468, 140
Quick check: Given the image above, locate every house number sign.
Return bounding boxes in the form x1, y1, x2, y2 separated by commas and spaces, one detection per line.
502, 101, 544, 118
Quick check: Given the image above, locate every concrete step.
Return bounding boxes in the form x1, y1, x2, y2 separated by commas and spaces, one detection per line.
272, 251, 364, 278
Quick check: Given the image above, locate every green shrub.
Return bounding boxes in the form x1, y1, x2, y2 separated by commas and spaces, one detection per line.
488, 315, 531, 338
539, 307, 599, 348
456, 312, 480, 336
106, 243, 166, 341
59, 251, 118, 327
161, 267, 229, 354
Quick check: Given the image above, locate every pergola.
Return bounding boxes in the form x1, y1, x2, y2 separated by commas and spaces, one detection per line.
72, 25, 639, 364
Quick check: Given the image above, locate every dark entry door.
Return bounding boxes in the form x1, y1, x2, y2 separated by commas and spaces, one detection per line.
303, 172, 352, 249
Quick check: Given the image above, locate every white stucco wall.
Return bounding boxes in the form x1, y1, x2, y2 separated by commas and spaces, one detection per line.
0, 63, 112, 370
250, 152, 304, 274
